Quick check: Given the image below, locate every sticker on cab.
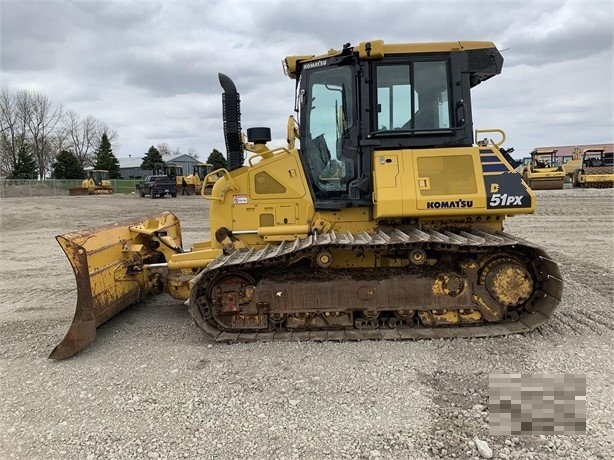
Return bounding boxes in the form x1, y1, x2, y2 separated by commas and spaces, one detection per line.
232, 194, 248, 204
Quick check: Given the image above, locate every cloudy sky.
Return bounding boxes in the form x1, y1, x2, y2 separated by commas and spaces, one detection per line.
1, 0, 612, 162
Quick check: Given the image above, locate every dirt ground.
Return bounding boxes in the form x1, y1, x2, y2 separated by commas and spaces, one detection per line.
0, 189, 612, 459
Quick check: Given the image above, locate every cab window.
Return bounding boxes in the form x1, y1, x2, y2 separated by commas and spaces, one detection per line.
376, 60, 451, 131
303, 66, 356, 195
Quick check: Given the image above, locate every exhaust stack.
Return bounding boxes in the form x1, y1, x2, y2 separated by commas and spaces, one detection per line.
218, 73, 244, 171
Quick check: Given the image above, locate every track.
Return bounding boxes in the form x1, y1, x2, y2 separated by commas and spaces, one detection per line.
187, 227, 563, 342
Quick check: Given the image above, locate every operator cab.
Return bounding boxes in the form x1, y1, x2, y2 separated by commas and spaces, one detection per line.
153, 163, 184, 181
193, 164, 214, 181
289, 40, 503, 210
86, 169, 109, 186
582, 149, 610, 168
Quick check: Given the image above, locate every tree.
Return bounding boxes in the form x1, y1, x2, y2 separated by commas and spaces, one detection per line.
52, 150, 85, 179
26, 91, 63, 178
97, 121, 119, 150
141, 145, 164, 170
186, 147, 199, 160
63, 111, 100, 167
0, 87, 117, 177
0, 88, 30, 176
206, 148, 228, 170
93, 133, 120, 178
9, 143, 38, 179
156, 142, 172, 158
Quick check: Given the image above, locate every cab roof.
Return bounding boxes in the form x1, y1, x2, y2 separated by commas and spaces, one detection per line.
284, 39, 499, 79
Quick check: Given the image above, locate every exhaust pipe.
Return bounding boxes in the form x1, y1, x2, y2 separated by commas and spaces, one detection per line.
218, 73, 244, 171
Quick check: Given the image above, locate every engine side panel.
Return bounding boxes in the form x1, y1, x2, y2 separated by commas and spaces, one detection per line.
373, 146, 534, 219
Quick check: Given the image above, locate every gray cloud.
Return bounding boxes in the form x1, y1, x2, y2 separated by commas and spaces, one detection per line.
1, 0, 612, 161
500, 3, 613, 67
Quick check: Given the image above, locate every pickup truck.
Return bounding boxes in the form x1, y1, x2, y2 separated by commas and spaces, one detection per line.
138, 175, 178, 198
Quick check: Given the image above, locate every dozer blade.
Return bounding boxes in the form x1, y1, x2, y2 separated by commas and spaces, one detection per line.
68, 186, 89, 196
50, 212, 182, 359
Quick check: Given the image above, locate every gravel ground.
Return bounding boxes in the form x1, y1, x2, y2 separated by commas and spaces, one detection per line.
0, 188, 612, 460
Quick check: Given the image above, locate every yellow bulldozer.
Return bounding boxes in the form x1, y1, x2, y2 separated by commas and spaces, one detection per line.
154, 162, 185, 187
184, 163, 218, 195
520, 148, 565, 190
68, 169, 113, 195
571, 147, 614, 188
50, 40, 563, 359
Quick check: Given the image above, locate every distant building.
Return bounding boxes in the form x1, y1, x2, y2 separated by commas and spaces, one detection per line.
166, 154, 200, 177
118, 156, 151, 179
118, 154, 201, 179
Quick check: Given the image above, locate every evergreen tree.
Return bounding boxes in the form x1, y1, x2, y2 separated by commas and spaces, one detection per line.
93, 133, 121, 178
141, 146, 164, 171
10, 144, 38, 179
206, 148, 228, 170
52, 151, 85, 179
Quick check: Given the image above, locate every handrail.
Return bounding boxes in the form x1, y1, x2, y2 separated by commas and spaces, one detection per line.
247, 147, 293, 166
475, 128, 506, 149
200, 168, 239, 202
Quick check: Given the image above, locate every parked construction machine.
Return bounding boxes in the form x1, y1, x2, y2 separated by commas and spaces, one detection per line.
51, 40, 563, 359
68, 169, 113, 195
521, 149, 565, 190
561, 146, 582, 180
184, 163, 217, 195
571, 147, 613, 188
151, 162, 191, 194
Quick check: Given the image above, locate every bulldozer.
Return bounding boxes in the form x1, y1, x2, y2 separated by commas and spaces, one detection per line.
50, 40, 563, 359
153, 162, 188, 194
571, 147, 613, 188
184, 163, 218, 195
520, 148, 565, 190
68, 169, 113, 195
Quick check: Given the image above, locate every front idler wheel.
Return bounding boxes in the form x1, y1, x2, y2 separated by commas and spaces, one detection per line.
481, 257, 534, 308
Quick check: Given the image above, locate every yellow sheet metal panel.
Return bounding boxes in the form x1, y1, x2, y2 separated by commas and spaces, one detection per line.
373, 147, 498, 219
380, 40, 496, 54
208, 148, 314, 244
584, 174, 614, 183
247, 151, 307, 200
416, 147, 487, 213
274, 205, 298, 225
372, 152, 405, 218
417, 155, 477, 196
300, 41, 498, 67
423, 145, 535, 216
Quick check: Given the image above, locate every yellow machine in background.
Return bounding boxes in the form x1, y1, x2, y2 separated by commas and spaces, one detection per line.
561, 146, 583, 180
521, 148, 565, 190
51, 40, 563, 359
572, 147, 613, 188
68, 169, 113, 195
184, 163, 218, 195
153, 163, 186, 192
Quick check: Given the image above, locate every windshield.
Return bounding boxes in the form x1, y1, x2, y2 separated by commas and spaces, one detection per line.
532, 153, 556, 167
90, 171, 108, 185
164, 166, 183, 180
302, 66, 356, 194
